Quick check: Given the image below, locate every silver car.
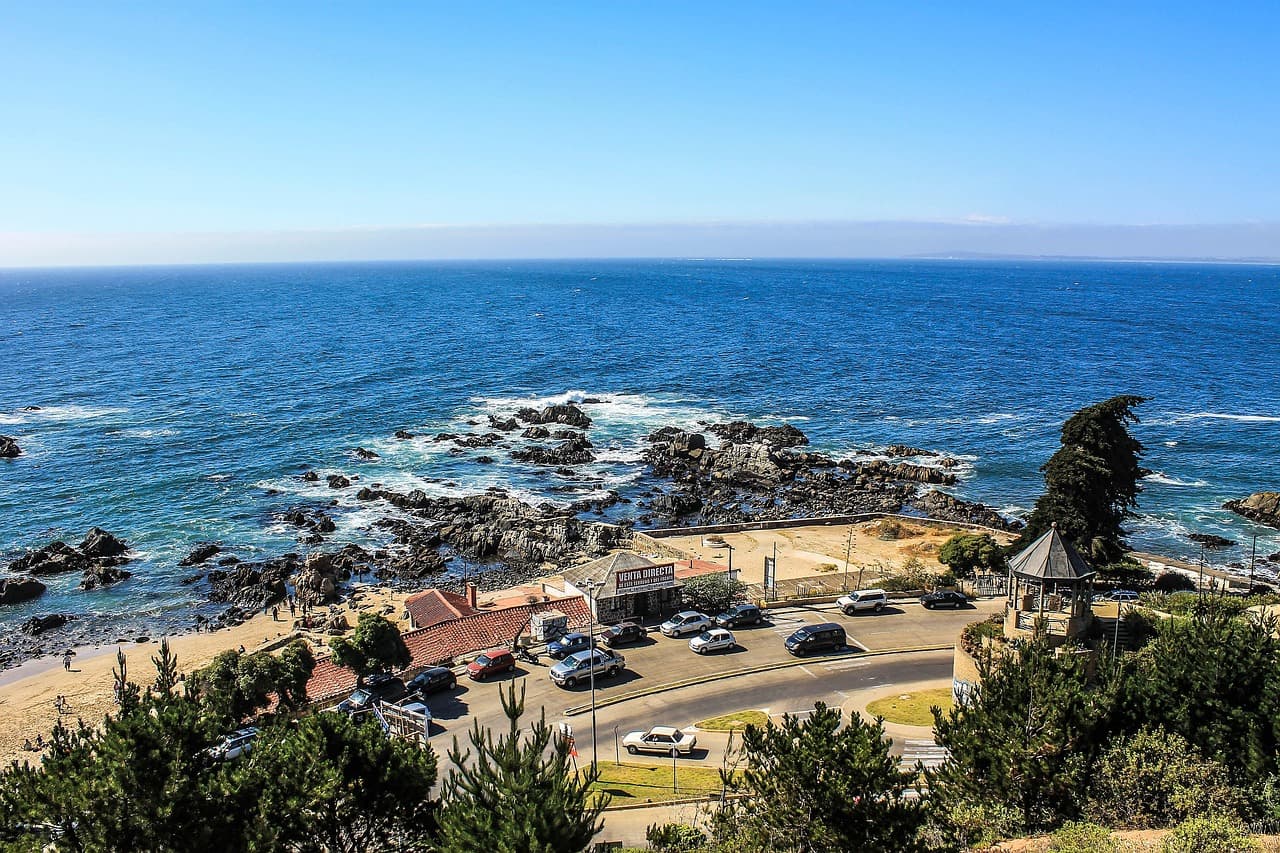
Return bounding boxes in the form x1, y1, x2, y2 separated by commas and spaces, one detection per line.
689, 627, 736, 654
660, 610, 712, 637
549, 648, 626, 688
622, 725, 698, 756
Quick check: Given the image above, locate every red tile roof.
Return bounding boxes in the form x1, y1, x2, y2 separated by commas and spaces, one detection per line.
305, 594, 592, 703
404, 588, 476, 629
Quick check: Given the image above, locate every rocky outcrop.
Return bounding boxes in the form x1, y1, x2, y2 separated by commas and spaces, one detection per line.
850, 460, 957, 486
353, 447, 380, 460
22, 613, 71, 635
179, 543, 221, 566
301, 470, 319, 482
291, 552, 348, 607
707, 421, 808, 448
1188, 532, 1236, 549
80, 564, 132, 590
280, 508, 336, 535
394, 430, 415, 440
909, 490, 1021, 532
208, 555, 295, 608
883, 444, 935, 457
522, 426, 551, 439
10, 541, 90, 575
0, 436, 20, 458
488, 415, 519, 432
453, 433, 503, 449
511, 436, 596, 465
0, 576, 46, 605
516, 404, 593, 429
327, 474, 351, 489
1225, 492, 1280, 529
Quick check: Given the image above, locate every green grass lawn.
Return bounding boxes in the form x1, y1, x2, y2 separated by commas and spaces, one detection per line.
587, 761, 728, 805
864, 688, 952, 727
694, 710, 770, 731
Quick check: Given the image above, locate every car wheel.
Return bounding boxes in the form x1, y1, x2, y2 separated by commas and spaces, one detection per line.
565, 676, 577, 688
923, 602, 932, 610
670, 747, 680, 757
627, 745, 638, 755
608, 666, 620, 677
475, 671, 486, 681
842, 607, 854, 616
794, 647, 806, 657
875, 602, 885, 612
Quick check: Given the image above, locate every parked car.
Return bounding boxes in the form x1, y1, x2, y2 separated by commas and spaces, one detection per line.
920, 590, 969, 609
1093, 589, 1140, 603
784, 622, 847, 657
406, 666, 457, 696
689, 627, 736, 654
549, 648, 626, 688
836, 589, 888, 615
622, 725, 698, 756
601, 621, 647, 647
210, 727, 259, 761
660, 610, 712, 638
337, 673, 407, 714
467, 648, 516, 681
547, 632, 595, 660
714, 603, 763, 628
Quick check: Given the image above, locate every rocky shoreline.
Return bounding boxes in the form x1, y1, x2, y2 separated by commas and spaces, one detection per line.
0, 407, 1032, 669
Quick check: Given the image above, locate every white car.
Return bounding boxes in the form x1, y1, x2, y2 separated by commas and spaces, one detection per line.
622, 725, 698, 756
689, 627, 736, 654
836, 589, 888, 614
210, 727, 259, 761
660, 610, 712, 637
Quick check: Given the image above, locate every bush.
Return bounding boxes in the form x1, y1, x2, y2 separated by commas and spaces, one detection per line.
1086, 728, 1241, 829
1154, 572, 1196, 593
646, 822, 707, 852
960, 614, 1004, 656
879, 557, 940, 592
1161, 815, 1258, 852
938, 533, 1007, 578
681, 573, 748, 615
1049, 822, 1118, 853
878, 519, 905, 540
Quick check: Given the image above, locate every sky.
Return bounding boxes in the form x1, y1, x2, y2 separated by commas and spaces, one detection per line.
2, 2, 1278, 265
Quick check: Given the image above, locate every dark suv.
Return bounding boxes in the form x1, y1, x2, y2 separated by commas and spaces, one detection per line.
715, 603, 763, 628
337, 673, 407, 714
784, 622, 847, 657
406, 666, 457, 695
920, 590, 969, 609
601, 621, 647, 647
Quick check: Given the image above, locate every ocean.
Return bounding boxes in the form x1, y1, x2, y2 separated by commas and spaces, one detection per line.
1, 259, 1278, 639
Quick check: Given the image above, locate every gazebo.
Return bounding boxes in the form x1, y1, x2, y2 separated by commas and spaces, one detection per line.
1004, 524, 1096, 643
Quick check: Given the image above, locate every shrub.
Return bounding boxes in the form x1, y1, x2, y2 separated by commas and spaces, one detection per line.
646, 822, 707, 852
681, 573, 748, 615
814, 562, 838, 573
960, 615, 1004, 656
878, 519, 905, 540
938, 533, 1007, 578
1086, 728, 1240, 829
1049, 822, 1118, 853
1160, 815, 1258, 853
879, 557, 939, 592
1154, 572, 1196, 593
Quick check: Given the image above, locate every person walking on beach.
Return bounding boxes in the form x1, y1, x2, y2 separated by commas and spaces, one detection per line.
288, 597, 296, 618
62, 650, 73, 671
271, 605, 279, 621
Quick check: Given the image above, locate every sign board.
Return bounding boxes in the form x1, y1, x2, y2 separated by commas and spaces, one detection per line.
613, 562, 675, 595
764, 556, 776, 591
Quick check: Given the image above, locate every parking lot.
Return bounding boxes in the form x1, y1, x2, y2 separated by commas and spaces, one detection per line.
416, 596, 1004, 745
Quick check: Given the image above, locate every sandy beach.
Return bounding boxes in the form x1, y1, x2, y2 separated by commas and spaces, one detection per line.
0, 585, 413, 767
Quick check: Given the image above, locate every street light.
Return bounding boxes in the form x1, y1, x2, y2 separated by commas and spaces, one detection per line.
581, 576, 603, 773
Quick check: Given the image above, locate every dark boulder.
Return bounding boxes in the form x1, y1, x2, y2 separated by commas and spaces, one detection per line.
650, 493, 703, 517
353, 447, 380, 460
516, 404, 592, 429
10, 541, 89, 575
179, 542, 221, 566
394, 430, 415, 440
854, 460, 956, 486
21, 613, 70, 635
708, 421, 808, 447
78, 527, 129, 559
0, 436, 20, 458
80, 564, 132, 590
883, 444, 937, 457
1188, 532, 1236, 549
511, 436, 596, 465
0, 576, 46, 605
522, 426, 551, 439
910, 490, 1021, 532
476, 456, 494, 464
488, 415, 520, 431
326, 474, 350, 489
301, 470, 319, 482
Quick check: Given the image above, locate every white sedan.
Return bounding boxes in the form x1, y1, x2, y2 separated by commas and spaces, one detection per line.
622, 726, 698, 756
689, 627, 736, 654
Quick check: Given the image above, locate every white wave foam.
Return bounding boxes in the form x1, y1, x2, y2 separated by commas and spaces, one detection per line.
0, 404, 128, 425
1176, 412, 1280, 424
1163, 441, 1178, 447
109, 428, 179, 440
975, 412, 1020, 424
1143, 472, 1210, 487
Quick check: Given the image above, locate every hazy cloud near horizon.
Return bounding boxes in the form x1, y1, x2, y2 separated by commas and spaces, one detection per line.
2, 221, 1278, 268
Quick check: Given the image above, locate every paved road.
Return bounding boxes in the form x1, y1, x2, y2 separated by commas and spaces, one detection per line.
425, 597, 996, 755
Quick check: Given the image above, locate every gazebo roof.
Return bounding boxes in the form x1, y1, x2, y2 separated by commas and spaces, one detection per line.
1008, 525, 1095, 582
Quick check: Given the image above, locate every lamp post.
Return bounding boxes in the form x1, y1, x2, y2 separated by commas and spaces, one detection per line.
843, 526, 855, 591
581, 576, 603, 773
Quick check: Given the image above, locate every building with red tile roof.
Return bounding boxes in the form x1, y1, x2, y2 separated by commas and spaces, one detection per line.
305, 594, 592, 704
404, 586, 477, 629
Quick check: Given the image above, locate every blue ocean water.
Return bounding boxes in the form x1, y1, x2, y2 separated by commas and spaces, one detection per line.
1, 259, 1278, 636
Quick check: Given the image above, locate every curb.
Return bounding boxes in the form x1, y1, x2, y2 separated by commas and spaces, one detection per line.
564, 644, 952, 717
602, 794, 725, 812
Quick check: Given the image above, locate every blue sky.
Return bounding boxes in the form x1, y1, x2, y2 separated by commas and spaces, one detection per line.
2, 3, 1278, 263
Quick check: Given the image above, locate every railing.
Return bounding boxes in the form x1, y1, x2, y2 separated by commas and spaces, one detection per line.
1015, 612, 1070, 633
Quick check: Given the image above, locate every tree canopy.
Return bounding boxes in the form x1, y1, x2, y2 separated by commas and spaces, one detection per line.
329, 612, 411, 683
680, 573, 749, 615
1021, 395, 1149, 563
938, 533, 1007, 578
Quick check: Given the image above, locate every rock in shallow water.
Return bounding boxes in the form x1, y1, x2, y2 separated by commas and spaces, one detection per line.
0, 436, 20, 458
1224, 492, 1280, 529
0, 576, 46, 605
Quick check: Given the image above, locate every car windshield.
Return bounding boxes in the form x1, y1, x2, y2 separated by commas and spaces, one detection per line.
350, 689, 371, 703
474, 655, 492, 666
696, 631, 713, 641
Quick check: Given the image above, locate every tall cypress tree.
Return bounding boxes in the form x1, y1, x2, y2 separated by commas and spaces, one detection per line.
1021, 395, 1149, 563
439, 682, 606, 853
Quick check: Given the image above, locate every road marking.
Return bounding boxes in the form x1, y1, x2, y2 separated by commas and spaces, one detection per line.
900, 739, 950, 769
798, 666, 820, 679
818, 658, 868, 672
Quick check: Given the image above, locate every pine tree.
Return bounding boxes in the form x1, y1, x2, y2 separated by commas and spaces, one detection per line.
439, 681, 606, 853
929, 636, 1120, 841
329, 612, 412, 684
710, 701, 924, 852
1021, 395, 1149, 563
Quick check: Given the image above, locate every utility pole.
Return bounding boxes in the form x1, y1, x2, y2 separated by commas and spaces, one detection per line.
842, 526, 854, 591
